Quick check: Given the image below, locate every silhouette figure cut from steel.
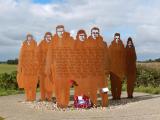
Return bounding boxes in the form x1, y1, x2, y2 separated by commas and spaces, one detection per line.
126, 37, 137, 98
37, 32, 53, 101
109, 33, 126, 100
17, 34, 38, 101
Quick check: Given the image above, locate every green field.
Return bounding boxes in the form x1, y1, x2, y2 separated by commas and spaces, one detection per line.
0, 116, 4, 120
0, 64, 17, 74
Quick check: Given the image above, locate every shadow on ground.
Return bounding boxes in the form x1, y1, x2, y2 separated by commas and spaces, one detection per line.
68, 92, 160, 107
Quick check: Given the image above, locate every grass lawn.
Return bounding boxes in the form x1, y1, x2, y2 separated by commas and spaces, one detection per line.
0, 89, 24, 96
0, 88, 40, 96
121, 84, 160, 95
134, 86, 160, 94
0, 64, 17, 74
0, 116, 4, 120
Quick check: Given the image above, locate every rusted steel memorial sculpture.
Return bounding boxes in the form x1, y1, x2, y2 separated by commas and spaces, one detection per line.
109, 33, 126, 100
17, 25, 136, 108
17, 34, 38, 101
46, 25, 74, 108
37, 32, 53, 101
126, 37, 137, 98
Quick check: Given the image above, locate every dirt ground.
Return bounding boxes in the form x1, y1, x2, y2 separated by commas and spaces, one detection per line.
0, 92, 160, 120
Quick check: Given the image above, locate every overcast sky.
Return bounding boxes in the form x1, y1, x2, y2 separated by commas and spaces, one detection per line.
0, 0, 159, 61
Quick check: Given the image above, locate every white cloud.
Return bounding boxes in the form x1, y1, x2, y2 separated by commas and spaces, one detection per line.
0, 0, 160, 60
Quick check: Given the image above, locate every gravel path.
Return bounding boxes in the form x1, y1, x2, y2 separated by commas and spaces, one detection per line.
0, 92, 160, 120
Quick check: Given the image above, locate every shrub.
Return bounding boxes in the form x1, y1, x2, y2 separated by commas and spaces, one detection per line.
136, 65, 160, 87
0, 71, 18, 90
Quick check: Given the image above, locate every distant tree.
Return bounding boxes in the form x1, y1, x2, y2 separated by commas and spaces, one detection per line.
7, 58, 18, 65
0, 61, 6, 64
155, 58, 160, 62
148, 59, 153, 62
